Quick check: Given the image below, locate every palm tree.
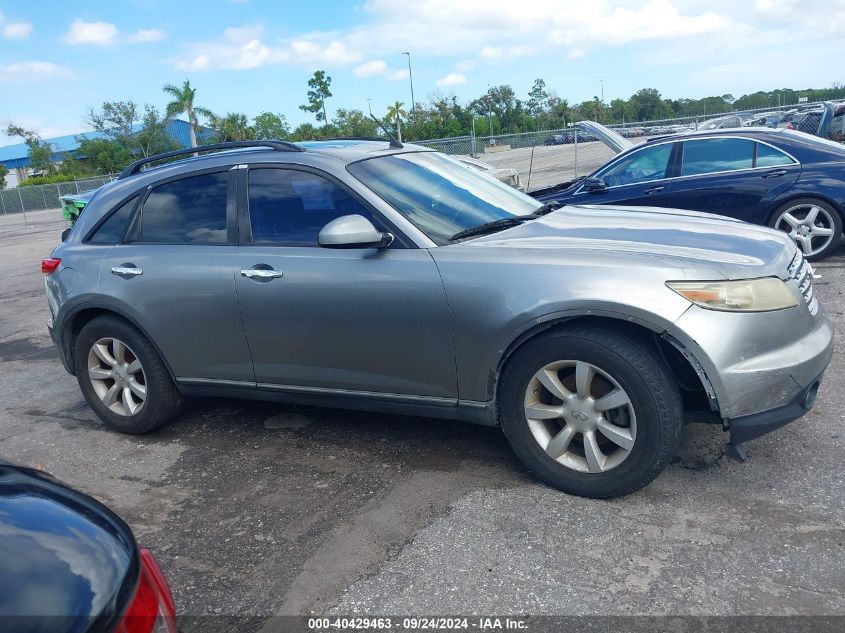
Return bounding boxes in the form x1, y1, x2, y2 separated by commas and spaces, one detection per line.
162, 80, 213, 148
385, 101, 408, 143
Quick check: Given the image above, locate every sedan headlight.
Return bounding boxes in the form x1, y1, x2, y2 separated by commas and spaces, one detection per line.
666, 278, 798, 312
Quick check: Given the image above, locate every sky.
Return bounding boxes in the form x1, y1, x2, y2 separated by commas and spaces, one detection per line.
1, 0, 843, 146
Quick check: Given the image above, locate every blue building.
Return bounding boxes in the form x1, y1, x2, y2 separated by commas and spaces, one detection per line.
0, 119, 197, 187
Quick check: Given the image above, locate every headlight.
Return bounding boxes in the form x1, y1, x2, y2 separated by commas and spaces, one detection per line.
666, 278, 798, 312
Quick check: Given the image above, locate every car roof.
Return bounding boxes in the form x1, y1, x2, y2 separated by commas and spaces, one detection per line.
645, 127, 789, 144
122, 139, 433, 182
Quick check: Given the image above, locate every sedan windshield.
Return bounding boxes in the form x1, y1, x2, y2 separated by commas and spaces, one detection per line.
347, 151, 540, 245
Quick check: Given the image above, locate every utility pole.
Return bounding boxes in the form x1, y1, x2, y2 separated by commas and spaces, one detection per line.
600, 79, 604, 104
403, 52, 416, 120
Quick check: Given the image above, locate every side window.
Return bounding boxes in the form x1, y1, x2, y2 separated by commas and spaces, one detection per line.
140, 172, 229, 244
681, 138, 754, 176
755, 143, 795, 167
598, 143, 673, 187
87, 196, 138, 244
248, 168, 375, 245
828, 113, 844, 142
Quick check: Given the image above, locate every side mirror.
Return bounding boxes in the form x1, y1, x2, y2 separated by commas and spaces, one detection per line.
61, 228, 72, 242
318, 214, 394, 249
584, 177, 608, 193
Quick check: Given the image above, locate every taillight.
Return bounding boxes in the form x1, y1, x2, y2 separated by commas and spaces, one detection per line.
116, 548, 177, 633
787, 123, 795, 130
41, 257, 61, 274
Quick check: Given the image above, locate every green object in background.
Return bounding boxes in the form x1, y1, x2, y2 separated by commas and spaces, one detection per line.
59, 191, 95, 225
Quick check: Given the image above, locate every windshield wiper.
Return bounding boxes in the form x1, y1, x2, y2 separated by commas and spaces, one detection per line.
449, 217, 528, 241
529, 201, 563, 217
448, 202, 565, 242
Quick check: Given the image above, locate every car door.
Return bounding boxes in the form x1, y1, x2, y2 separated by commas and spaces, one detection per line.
668, 137, 801, 223
98, 169, 255, 383
569, 141, 677, 207
233, 165, 457, 399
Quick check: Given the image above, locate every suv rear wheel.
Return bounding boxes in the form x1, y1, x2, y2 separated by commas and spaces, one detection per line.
499, 325, 683, 498
74, 316, 183, 434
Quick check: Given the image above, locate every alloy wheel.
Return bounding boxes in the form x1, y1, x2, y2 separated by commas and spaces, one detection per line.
774, 204, 836, 257
524, 360, 636, 473
87, 337, 146, 416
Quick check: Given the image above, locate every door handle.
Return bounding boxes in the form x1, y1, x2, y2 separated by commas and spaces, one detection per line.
111, 266, 143, 278
644, 185, 665, 194
240, 268, 284, 280
762, 169, 787, 178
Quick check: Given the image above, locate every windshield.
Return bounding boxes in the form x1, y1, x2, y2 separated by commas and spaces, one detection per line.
347, 151, 540, 245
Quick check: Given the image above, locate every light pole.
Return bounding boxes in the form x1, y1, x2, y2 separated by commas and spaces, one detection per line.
403, 52, 416, 119
600, 79, 604, 104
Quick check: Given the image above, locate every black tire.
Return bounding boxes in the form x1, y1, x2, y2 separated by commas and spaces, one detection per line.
498, 325, 683, 498
74, 315, 183, 434
768, 197, 843, 261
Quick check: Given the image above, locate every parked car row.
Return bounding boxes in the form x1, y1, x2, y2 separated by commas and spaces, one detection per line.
533, 121, 845, 260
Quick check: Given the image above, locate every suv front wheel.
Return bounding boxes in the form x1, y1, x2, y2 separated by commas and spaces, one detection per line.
74, 315, 183, 434
499, 325, 683, 498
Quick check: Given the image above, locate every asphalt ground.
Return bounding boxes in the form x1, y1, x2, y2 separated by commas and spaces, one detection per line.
0, 208, 843, 631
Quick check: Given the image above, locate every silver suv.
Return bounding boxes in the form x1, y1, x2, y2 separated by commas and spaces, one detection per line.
44, 140, 833, 498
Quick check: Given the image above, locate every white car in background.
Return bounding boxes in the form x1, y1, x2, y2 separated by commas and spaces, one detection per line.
458, 155, 525, 191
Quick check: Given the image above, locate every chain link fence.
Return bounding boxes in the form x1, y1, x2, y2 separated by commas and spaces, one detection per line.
416, 101, 842, 193
0, 175, 116, 215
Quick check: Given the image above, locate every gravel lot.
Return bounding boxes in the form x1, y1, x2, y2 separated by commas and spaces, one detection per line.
1, 208, 843, 629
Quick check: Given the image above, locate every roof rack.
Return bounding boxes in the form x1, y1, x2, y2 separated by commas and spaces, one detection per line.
117, 140, 303, 180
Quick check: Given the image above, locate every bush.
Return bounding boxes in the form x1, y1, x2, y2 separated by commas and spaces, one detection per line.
19, 174, 79, 187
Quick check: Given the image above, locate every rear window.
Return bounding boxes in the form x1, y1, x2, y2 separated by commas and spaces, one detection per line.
755, 143, 795, 167
140, 172, 229, 244
87, 197, 138, 244
681, 138, 754, 176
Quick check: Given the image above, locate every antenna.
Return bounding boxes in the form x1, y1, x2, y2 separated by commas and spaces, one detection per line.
368, 113, 403, 149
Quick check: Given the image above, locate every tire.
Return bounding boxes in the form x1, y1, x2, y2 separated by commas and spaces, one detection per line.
74, 315, 183, 434
768, 197, 843, 261
498, 325, 683, 498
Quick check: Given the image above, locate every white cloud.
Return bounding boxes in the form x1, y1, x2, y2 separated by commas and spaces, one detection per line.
3, 21, 32, 39
568, 48, 585, 60
129, 28, 166, 43
354, 59, 388, 77
63, 19, 118, 45
454, 60, 475, 72
436, 73, 466, 87
387, 68, 409, 81
0, 61, 70, 82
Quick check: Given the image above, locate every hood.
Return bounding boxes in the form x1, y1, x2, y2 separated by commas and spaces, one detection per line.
467, 204, 796, 279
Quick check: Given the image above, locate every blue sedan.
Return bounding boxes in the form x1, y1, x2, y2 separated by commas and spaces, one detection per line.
533, 125, 845, 260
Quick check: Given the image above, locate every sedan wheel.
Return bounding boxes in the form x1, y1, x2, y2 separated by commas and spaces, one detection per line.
774, 203, 837, 258
524, 360, 636, 473
87, 337, 147, 416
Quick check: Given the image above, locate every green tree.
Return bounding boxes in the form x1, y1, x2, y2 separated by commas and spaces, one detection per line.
134, 106, 181, 157
75, 137, 135, 174
385, 101, 407, 142
162, 79, 213, 147
208, 112, 255, 142
0, 164, 8, 190
5, 124, 54, 174
527, 78, 549, 120
300, 70, 333, 127
291, 122, 319, 140
253, 112, 291, 140
332, 109, 377, 138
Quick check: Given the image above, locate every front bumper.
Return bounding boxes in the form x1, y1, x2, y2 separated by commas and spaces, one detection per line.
669, 302, 834, 440
727, 370, 824, 446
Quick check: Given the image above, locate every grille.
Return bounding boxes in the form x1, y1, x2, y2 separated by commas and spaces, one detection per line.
787, 249, 818, 315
